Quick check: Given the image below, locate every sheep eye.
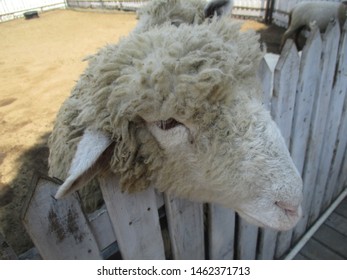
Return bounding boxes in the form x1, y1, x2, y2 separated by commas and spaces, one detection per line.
156, 118, 182, 130
171, 21, 181, 27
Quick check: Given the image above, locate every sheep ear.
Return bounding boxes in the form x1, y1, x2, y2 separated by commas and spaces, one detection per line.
204, 0, 233, 19
55, 129, 113, 199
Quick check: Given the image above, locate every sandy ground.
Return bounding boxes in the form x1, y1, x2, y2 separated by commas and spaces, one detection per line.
0, 9, 138, 254
0, 9, 285, 255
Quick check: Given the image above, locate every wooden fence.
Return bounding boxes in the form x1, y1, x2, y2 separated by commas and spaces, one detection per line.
0, 0, 66, 22
14, 20, 347, 260
66, 0, 146, 11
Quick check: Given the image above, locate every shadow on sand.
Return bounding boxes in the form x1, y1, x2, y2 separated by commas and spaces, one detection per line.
0, 132, 50, 256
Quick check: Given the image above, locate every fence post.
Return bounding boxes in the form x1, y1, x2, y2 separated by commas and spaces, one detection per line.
265, 0, 275, 24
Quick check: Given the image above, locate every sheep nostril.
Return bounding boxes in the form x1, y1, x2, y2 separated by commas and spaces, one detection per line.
275, 201, 299, 216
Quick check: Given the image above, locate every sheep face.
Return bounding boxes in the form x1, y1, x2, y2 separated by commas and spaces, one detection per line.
119, 53, 303, 231
145, 107, 303, 231
51, 20, 302, 231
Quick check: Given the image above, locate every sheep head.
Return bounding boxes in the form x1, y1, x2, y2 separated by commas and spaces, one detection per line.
51, 20, 302, 231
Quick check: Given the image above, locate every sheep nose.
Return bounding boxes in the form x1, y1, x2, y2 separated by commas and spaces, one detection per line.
275, 201, 301, 217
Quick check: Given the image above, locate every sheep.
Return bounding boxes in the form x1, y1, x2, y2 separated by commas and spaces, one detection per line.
48, 14, 303, 231
58, 0, 235, 212
281, 1, 347, 50
134, 0, 233, 32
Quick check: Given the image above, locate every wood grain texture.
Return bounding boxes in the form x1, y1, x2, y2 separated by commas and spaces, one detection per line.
309, 22, 341, 225
99, 174, 165, 260
208, 204, 235, 260
165, 195, 204, 260
22, 174, 101, 259
236, 218, 258, 260
291, 29, 323, 243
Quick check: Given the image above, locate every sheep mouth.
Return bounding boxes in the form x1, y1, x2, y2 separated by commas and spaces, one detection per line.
275, 201, 302, 220
236, 204, 302, 231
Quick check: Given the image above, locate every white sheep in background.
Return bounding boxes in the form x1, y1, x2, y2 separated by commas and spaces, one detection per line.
48, 0, 303, 231
281, 1, 347, 50
135, 0, 233, 32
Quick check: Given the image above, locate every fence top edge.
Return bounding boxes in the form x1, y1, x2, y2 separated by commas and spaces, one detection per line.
20, 172, 63, 221
275, 39, 299, 71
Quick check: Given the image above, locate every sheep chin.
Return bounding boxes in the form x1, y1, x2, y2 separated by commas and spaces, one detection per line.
236, 204, 302, 231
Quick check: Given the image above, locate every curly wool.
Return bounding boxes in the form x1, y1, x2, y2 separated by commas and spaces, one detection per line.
48, 19, 263, 193
134, 0, 207, 32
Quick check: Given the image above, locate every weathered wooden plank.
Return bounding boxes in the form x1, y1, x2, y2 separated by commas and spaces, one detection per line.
300, 238, 344, 260
293, 22, 339, 242
278, 29, 322, 255
313, 224, 347, 258
271, 39, 300, 146
274, 230, 293, 259
325, 212, 347, 237
321, 118, 347, 206
325, 22, 347, 206
332, 109, 347, 199
309, 21, 343, 224
208, 204, 235, 260
308, 22, 341, 224
164, 195, 204, 260
259, 54, 276, 110
334, 197, 347, 218
87, 204, 116, 251
257, 229, 277, 259
99, 174, 165, 260
236, 218, 258, 260
271, 39, 300, 259
0, 233, 18, 260
21, 174, 101, 259
290, 28, 322, 174
336, 155, 347, 195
